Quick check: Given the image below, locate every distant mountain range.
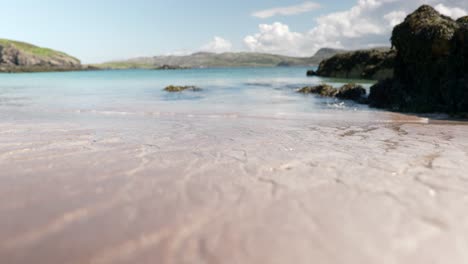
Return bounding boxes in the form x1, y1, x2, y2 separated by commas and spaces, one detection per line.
94, 48, 346, 69
0, 38, 347, 72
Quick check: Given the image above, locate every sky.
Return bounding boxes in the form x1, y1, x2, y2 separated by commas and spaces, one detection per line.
0, 0, 467, 63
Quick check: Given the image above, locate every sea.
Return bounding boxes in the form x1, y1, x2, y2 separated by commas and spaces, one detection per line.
0, 67, 378, 123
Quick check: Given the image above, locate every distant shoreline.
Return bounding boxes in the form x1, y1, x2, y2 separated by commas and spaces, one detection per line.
0, 65, 315, 73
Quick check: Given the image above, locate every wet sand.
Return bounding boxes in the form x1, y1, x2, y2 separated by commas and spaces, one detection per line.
1, 112, 468, 264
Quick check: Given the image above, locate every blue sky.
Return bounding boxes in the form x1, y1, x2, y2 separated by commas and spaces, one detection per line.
0, 0, 467, 63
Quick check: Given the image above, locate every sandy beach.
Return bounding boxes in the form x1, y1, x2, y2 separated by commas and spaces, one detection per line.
2, 0, 468, 262
1, 110, 467, 264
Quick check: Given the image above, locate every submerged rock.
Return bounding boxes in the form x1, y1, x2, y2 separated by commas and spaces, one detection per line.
316, 48, 395, 80
306, 70, 317, 76
164, 85, 202, 92
369, 5, 468, 113
298, 83, 367, 102
298, 84, 338, 97
336, 84, 366, 101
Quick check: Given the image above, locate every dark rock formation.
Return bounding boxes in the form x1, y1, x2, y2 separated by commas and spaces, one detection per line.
164, 85, 202, 92
316, 48, 395, 80
306, 70, 317, 76
298, 84, 337, 97
312, 48, 346, 61
452, 16, 468, 112
368, 79, 404, 109
369, 5, 468, 113
456, 16, 468, 24
298, 83, 367, 102
336, 84, 366, 101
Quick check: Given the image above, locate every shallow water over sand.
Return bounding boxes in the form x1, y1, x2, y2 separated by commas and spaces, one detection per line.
1, 69, 468, 263
0, 68, 375, 120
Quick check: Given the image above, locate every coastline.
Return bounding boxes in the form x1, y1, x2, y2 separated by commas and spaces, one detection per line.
0, 65, 99, 73
2, 2, 468, 264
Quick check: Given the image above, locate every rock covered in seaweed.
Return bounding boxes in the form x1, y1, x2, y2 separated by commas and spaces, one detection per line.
316, 48, 395, 80
306, 70, 317, 76
369, 5, 468, 113
164, 85, 202, 92
457, 16, 468, 24
298, 83, 367, 102
298, 84, 338, 97
336, 84, 366, 101
452, 16, 468, 112
368, 79, 405, 109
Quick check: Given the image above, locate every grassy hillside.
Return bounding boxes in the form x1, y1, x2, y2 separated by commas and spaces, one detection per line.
0, 38, 80, 62
94, 49, 344, 69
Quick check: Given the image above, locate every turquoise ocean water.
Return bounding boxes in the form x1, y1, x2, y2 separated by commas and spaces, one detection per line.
0, 67, 376, 122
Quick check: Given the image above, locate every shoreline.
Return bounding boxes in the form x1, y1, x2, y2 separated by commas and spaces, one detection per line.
0, 65, 100, 74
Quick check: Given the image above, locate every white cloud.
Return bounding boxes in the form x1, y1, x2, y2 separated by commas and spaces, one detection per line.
201, 37, 232, 53
309, 0, 386, 40
384, 11, 407, 27
252, 2, 321, 19
244, 22, 342, 57
244, 0, 468, 57
245, 0, 387, 56
434, 3, 467, 18
244, 23, 310, 56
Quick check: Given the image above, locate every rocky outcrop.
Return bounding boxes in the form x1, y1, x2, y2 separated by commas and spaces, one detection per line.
298, 84, 338, 97
312, 48, 346, 62
452, 16, 468, 113
369, 5, 468, 113
457, 16, 468, 24
298, 83, 366, 102
306, 70, 317, 76
336, 84, 366, 100
164, 85, 202, 92
0, 39, 81, 72
316, 48, 395, 80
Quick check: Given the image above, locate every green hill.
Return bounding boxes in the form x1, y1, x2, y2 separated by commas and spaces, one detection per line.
0, 39, 81, 72
95, 49, 345, 69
